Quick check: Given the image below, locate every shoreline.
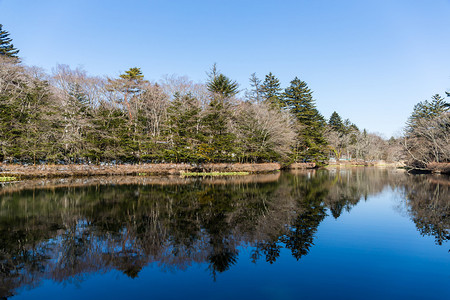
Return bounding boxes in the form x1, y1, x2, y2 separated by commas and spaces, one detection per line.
2, 161, 441, 180
325, 160, 405, 168
0, 163, 285, 179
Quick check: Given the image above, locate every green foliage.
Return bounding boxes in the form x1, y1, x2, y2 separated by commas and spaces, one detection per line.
329, 111, 344, 133
283, 77, 328, 163
326, 112, 359, 158
165, 93, 202, 162
207, 73, 239, 99
199, 99, 236, 162
206, 65, 239, 99
261, 72, 283, 108
0, 24, 19, 58
68, 82, 90, 109
0, 70, 61, 163
119, 67, 144, 81
0, 54, 335, 165
407, 94, 449, 131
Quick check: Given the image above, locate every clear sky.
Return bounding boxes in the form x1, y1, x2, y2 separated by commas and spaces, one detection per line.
1, 0, 449, 137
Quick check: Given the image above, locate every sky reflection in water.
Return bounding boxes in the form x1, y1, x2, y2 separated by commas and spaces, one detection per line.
0, 168, 449, 299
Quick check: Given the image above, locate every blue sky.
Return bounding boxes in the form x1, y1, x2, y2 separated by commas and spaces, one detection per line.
1, 0, 449, 137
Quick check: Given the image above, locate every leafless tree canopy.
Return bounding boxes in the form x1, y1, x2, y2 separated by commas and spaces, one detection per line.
403, 112, 450, 167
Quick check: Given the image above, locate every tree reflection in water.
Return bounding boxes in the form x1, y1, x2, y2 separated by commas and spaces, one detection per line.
399, 176, 450, 247
0, 169, 448, 297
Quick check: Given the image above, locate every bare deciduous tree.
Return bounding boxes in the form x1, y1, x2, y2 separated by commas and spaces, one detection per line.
403, 112, 450, 166
160, 74, 209, 108
234, 102, 296, 162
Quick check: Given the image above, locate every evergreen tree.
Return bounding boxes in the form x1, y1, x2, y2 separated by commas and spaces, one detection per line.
0, 24, 19, 58
343, 119, 359, 133
107, 67, 146, 122
119, 67, 144, 82
206, 65, 239, 100
261, 72, 283, 108
68, 82, 90, 109
197, 65, 239, 161
283, 77, 327, 163
0, 61, 61, 163
199, 99, 236, 162
328, 111, 345, 133
93, 105, 132, 162
165, 93, 202, 162
207, 73, 238, 98
407, 94, 449, 131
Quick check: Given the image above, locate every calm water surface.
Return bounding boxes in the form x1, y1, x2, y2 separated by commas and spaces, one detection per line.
0, 168, 449, 299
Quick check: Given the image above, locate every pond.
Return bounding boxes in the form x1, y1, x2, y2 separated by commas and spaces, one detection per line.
0, 168, 449, 299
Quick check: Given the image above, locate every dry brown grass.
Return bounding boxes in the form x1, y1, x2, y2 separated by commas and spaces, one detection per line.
287, 163, 316, 169
0, 163, 281, 179
326, 160, 404, 167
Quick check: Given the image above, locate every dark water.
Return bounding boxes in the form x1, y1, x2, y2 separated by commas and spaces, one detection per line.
0, 168, 449, 299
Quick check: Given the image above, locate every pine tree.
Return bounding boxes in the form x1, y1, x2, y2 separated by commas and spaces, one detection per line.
165, 93, 202, 162
328, 111, 345, 133
407, 94, 449, 131
343, 119, 359, 134
199, 99, 236, 162
107, 67, 146, 122
283, 77, 327, 163
261, 72, 283, 108
0, 24, 19, 58
119, 67, 144, 82
206, 65, 239, 100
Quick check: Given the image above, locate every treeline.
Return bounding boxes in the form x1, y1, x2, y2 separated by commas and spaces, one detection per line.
0, 58, 401, 165
403, 94, 450, 168
1, 24, 448, 166
0, 58, 306, 164
0, 56, 404, 165
1, 24, 402, 165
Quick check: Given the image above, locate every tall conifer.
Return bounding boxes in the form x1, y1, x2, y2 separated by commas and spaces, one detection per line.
165, 93, 201, 162
406, 94, 449, 131
283, 77, 327, 163
261, 72, 283, 108
329, 111, 345, 133
0, 24, 19, 58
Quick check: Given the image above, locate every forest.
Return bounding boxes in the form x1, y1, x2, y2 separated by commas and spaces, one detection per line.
0, 24, 449, 168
